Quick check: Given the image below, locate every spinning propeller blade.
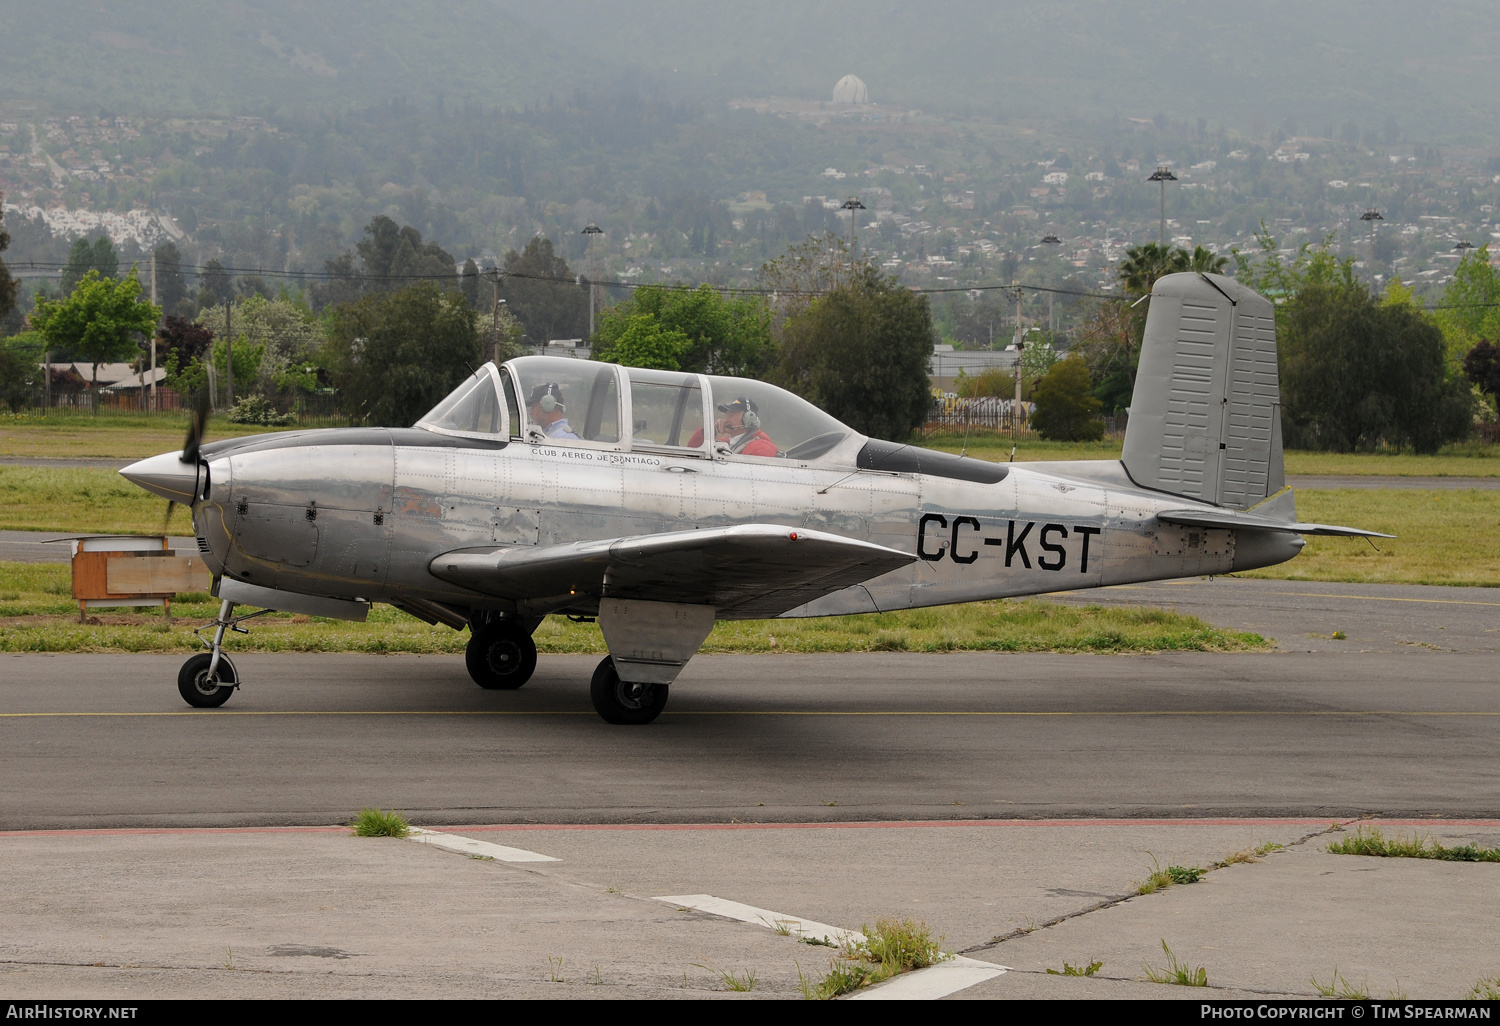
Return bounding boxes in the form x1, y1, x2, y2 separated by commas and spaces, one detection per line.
181, 388, 210, 466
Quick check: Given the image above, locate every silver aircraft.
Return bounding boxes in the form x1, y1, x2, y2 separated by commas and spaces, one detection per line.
121, 272, 1387, 724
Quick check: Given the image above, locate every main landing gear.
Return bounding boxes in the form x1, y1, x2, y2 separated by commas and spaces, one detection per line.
177, 598, 270, 708
589, 656, 669, 725
465, 616, 538, 690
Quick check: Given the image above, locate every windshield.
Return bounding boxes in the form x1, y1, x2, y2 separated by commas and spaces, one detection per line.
704, 376, 851, 460
415, 368, 506, 435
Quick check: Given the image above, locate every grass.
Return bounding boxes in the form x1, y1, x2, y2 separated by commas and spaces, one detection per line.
1238, 488, 1500, 588
1142, 941, 1208, 987
1325, 825, 1500, 862
1136, 855, 1207, 894
694, 965, 756, 992
1215, 842, 1284, 867
0, 466, 168, 534
922, 431, 1500, 478
1469, 976, 1500, 1000
1047, 960, 1103, 977
349, 807, 409, 837
0, 561, 1268, 654
0, 412, 301, 459
801, 919, 950, 1000
1311, 968, 1370, 999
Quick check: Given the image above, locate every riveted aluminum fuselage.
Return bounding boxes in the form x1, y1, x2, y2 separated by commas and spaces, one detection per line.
188, 428, 1301, 620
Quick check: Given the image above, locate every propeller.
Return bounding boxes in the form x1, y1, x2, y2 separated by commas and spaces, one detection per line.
164, 390, 212, 530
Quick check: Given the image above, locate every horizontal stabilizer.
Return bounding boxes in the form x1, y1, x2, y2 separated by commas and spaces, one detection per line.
1157, 508, 1395, 538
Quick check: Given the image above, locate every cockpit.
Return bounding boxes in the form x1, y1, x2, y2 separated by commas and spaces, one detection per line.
416, 356, 854, 462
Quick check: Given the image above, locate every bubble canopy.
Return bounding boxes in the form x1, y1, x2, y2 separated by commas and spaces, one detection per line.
416, 357, 854, 461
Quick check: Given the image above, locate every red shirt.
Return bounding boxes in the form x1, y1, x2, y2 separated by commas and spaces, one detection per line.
686, 427, 778, 456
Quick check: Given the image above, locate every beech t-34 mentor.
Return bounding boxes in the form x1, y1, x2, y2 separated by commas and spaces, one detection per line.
121, 272, 1388, 724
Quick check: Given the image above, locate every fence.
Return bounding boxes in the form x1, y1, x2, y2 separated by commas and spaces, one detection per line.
921, 397, 1128, 438
7, 388, 349, 427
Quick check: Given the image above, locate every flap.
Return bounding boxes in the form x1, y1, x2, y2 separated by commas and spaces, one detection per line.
429, 524, 915, 619
1158, 508, 1395, 539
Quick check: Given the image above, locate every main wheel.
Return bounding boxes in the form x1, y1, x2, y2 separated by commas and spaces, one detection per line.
177, 652, 238, 708
466, 619, 538, 690
589, 656, 669, 725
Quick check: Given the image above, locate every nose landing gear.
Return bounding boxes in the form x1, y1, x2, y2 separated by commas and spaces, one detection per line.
177, 598, 270, 708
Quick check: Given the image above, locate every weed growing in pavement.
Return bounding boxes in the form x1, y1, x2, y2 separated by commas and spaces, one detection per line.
800, 919, 951, 999
695, 964, 756, 992
350, 807, 409, 837
1468, 976, 1500, 1000
765, 917, 796, 937
1215, 842, 1283, 867
1143, 941, 1208, 987
222, 946, 233, 971
547, 955, 564, 983
1326, 826, 1500, 862
802, 936, 837, 947
467, 854, 494, 861
1136, 855, 1207, 894
1311, 968, 1370, 999
1047, 960, 1103, 977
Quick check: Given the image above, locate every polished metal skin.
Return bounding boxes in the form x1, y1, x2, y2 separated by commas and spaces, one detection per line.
119, 274, 1387, 721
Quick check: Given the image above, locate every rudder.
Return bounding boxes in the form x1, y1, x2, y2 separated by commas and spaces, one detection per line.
1121, 271, 1283, 510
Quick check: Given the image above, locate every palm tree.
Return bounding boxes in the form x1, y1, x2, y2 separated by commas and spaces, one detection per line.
1185, 245, 1229, 274
1117, 242, 1185, 296
1118, 243, 1228, 296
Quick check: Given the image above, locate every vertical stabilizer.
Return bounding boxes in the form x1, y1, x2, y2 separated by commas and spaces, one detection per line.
1121, 272, 1282, 509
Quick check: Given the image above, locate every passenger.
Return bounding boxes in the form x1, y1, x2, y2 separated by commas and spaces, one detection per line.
714, 396, 777, 456
526, 382, 581, 440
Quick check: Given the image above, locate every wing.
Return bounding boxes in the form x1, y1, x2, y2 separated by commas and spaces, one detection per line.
429, 524, 915, 619
1157, 508, 1395, 538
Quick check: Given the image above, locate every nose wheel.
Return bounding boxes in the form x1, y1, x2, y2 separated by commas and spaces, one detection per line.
466, 619, 538, 690
589, 656, 668, 725
178, 652, 238, 707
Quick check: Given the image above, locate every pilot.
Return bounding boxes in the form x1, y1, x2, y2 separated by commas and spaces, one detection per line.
526, 382, 580, 440
714, 396, 777, 456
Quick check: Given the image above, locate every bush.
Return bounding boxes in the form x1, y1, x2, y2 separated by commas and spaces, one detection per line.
226, 394, 294, 426
1030, 358, 1104, 441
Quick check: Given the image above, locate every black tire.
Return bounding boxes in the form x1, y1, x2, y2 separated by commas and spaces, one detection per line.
466, 620, 538, 690
589, 656, 668, 725
177, 652, 238, 708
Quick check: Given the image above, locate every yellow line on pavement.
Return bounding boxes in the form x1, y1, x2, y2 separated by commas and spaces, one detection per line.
2, 709, 1496, 719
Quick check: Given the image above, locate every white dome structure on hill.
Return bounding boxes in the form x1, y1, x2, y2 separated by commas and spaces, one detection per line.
832, 74, 869, 105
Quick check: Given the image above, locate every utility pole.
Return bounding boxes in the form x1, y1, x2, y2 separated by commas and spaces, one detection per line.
1359, 208, 1384, 276
1011, 282, 1025, 442
1147, 165, 1178, 246
840, 196, 866, 259
1041, 233, 1062, 332
486, 268, 508, 365
580, 223, 603, 340
224, 299, 233, 409
149, 249, 157, 413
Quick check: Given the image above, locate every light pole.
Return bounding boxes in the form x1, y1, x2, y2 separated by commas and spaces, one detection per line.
840, 196, 866, 258
1147, 165, 1178, 246
1455, 239, 1476, 261
580, 222, 603, 340
1359, 208, 1384, 273
1010, 282, 1025, 442
1041, 233, 1062, 332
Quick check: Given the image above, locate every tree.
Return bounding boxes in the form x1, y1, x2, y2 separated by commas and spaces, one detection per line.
1280, 283, 1474, 452
1437, 246, 1500, 361
502, 236, 587, 343
323, 282, 482, 426
1117, 242, 1228, 296
1029, 358, 1104, 441
152, 242, 188, 311
592, 283, 775, 376
774, 267, 935, 441
592, 312, 692, 370
954, 366, 1015, 398
758, 231, 866, 326
356, 215, 456, 291
200, 258, 235, 307
199, 295, 323, 398
0, 194, 16, 333
30, 270, 160, 387
61, 236, 119, 293
461, 258, 481, 310
1464, 340, 1500, 399
0, 331, 44, 411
